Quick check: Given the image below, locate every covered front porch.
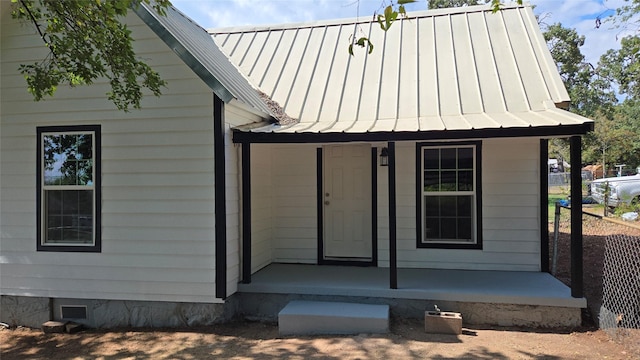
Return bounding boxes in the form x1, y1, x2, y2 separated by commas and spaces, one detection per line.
234, 263, 585, 326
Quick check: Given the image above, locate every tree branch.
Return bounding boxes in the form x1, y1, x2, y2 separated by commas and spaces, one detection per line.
18, 0, 47, 43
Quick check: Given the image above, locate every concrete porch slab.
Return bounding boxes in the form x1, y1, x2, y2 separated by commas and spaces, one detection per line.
239, 264, 586, 309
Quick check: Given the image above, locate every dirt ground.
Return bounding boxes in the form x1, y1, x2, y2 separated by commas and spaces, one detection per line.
1, 318, 638, 360
2, 210, 640, 359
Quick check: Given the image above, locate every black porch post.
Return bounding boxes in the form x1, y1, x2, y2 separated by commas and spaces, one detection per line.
540, 139, 549, 273
388, 142, 397, 289
241, 142, 252, 284
570, 135, 583, 298
214, 95, 227, 299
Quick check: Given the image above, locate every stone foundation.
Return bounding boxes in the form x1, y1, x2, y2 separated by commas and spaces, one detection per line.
1, 295, 236, 329
1, 293, 582, 329
234, 293, 582, 328
1, 296, 50, 328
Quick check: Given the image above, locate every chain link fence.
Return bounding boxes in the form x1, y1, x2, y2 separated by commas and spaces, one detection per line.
551, 205, 640, 353
600, 233, 640, 342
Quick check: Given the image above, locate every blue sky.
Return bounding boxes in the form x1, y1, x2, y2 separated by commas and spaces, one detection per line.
170, 0, 635, 67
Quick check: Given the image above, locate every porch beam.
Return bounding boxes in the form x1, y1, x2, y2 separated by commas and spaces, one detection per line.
570, 135, 583, 298
540, 139, 549, 273
232, 123, 595, 144
241, 142, 252, 284
388, 141, 397, 289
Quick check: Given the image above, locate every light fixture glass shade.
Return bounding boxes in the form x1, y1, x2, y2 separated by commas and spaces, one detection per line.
380, 147, 389, 166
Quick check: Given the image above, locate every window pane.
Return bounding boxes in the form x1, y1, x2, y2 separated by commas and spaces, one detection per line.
440, 196, 457, 217
424, 171, 440, 192
47, 215, 62, 242
458, 147, 473, 169
76, 134, 93, 160
46, 191, 62, 215
458, 217, 472, 240
47, 228, 63, 243
78, 191, 93, 214
423, 149, 439, 170
62, 191, 79, 214
457, 195, 472, 217
440, 218, 457, 239
458, 170, 473, 191
440, 171, 457, 191
424, 217, 440, 240
425, 196, 439, 217
440, 148, 456, 169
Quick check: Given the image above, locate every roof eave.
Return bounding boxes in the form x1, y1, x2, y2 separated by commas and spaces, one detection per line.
132, 4, 235, 103
229, 99, 278, 123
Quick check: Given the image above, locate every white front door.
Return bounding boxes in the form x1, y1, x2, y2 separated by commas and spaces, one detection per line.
323, 144, 372, 260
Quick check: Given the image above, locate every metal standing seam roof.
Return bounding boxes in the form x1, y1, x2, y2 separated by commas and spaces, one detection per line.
210, 3, 593, 135
133, 3, 276, 119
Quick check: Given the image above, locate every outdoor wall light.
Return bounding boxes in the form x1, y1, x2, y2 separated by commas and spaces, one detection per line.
380, 147, 389, 166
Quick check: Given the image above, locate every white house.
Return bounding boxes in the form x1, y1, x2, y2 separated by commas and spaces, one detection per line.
1, 2, 592, 328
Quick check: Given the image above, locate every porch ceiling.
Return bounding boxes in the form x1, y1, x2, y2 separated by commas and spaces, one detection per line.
238, 264, 586, 309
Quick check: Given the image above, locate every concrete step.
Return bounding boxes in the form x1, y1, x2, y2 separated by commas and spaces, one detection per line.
278, 300, 389, 336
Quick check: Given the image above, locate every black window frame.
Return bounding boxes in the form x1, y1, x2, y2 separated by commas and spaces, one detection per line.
37, 125, 102, 252
415, 141, 482, 249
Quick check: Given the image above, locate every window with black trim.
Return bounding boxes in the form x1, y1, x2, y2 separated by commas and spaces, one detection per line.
416, 141, 482, 249
37, 126, 101, 252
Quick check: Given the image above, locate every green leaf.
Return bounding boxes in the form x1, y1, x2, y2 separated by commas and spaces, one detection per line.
399, 5, 406, 17
10, 0, 169, 111
349, 37, 374, 56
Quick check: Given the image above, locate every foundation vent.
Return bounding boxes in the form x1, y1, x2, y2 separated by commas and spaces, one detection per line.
60, 305, 88, 319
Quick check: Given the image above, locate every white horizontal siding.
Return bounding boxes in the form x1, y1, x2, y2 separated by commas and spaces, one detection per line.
225, 124, 240, 296
265, 138, 541, 271
1, 12, 226, 303
224, 105, 264, 293
384, 138, 541, 271
270, 145, 318, 264
250, 144, 274, 272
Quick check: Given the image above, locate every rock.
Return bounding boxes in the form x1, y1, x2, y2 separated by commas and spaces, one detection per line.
42, 321, 67, 334
65, 322, 83, 334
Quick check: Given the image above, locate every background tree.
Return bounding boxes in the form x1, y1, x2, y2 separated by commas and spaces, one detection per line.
428, 0, 483, 8
543, 24, 616, 118
10, 0, 170, 111
599, 35, 640, 99
583, 111, 635, 174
